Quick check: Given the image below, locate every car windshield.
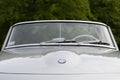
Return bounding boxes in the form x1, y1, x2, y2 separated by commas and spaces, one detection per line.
7, 22, 113, 47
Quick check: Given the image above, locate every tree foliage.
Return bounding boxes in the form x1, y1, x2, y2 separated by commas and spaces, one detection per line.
0, 0, 120, 49
89, 0, 120, 48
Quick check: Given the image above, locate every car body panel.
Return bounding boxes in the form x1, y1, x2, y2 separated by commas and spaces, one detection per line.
1, 74, 120, 80
0, 48, 120, 74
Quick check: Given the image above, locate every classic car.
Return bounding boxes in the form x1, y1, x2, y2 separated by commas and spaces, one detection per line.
0, 20, 120, 80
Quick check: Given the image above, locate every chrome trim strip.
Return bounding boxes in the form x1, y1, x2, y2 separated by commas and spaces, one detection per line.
13, 20, 107, 26
5, 43, 115, 50
108, 26, 119, 51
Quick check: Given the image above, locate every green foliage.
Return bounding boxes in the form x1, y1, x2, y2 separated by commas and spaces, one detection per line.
0, 0, 120, 49
89, 0, 120, 49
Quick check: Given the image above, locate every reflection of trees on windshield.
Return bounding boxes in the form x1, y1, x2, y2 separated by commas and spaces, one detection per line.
32, 23, 59, 42
14, 23, 60, 45
11, 25, 34, 45
61, 23, 99, 40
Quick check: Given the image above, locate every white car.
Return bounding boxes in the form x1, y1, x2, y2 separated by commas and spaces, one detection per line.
0, 20, 120, 80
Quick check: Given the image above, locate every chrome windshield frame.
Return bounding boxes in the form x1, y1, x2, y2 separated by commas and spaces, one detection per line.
1, 20, 119, 51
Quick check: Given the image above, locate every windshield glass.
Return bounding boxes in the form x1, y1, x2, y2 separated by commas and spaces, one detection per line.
7, 22, 113, 47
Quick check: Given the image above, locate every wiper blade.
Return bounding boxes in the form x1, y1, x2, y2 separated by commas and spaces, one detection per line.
82, 41, 110, 45
40, 38, 77, 43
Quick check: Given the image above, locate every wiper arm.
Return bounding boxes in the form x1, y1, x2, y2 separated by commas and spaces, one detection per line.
57, 40, 76, 43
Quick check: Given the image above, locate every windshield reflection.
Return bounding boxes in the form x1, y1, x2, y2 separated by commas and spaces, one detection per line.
7, 22, 113, 47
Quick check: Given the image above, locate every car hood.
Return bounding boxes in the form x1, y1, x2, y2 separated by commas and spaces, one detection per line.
0, 48, 120, 74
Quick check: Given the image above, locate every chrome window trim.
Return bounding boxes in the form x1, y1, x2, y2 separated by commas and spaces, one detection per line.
1, 20, 118, 51
5, 43, 116, 50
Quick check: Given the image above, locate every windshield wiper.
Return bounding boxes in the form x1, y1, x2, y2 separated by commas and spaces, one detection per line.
40, 38, 77, 43
82, 41, 110, 45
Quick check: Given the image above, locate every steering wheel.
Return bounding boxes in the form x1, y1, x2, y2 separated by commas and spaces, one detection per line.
72, 34, 98, 42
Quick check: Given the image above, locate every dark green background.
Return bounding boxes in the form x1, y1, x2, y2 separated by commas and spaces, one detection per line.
0, 0, 120, 49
